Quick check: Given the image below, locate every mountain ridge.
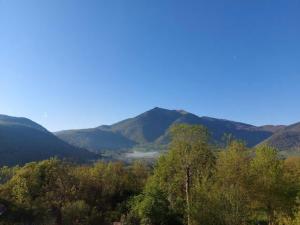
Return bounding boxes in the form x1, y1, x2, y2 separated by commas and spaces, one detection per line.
55, 107, 289, 153
261, 122, 300, 154
0, 114, 97, 166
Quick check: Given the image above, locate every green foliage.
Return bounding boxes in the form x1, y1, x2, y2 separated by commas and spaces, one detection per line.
0, 159, 150, 225
294, 207, 300, 225
249, 146, 297, 223
127, 127, 300, 225
131, 185, 178, 225
62, 200, 90, 225
0, 166, 18, 184
212, 141, 251, 225
129, 124, 215, 225
1, 124, 300, 225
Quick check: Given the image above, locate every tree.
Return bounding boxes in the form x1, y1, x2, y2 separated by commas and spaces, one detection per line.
168, 124, 215, 225
293, 207, 300, 225
132, 184, 177, 225
73, 161, 146, 225
129, 160, 150, 194
62, 200, 90, 225
135, 124, 215, 225
0, 158, 77, 225
250, 146, 288, 225
214, 141, 251, 225
0, 166, 18, 184
191, 141, 251, 225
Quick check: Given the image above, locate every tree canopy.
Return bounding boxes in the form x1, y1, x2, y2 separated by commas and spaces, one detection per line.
0, 124, 299, 225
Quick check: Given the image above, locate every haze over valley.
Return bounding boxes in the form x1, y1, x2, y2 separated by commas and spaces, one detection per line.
1, 1, 299, 224
1, 107, 299, 166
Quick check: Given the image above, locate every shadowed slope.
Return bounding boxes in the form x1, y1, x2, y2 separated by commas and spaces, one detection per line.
56, 107, 277, 152
0, 115, 96, 166
261, 122, 300, 153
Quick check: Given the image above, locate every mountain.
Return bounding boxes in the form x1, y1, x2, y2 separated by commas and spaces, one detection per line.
55, 128, 136, 152
259, 125, 286, 133
0, 115, 96, 166
261, 122, 300, 153
55, 107, 277, 152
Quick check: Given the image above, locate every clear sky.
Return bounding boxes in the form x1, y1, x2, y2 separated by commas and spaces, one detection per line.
0, 0, 299, 131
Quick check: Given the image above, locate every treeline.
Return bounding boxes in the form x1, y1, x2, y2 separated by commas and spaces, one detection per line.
0, 159, 150, 225
0, 124, 300, 225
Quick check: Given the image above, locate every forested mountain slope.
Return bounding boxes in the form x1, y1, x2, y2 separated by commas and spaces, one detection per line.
0, 115, 96, 166
56, 107, 277, 152
260, 122, 300, 153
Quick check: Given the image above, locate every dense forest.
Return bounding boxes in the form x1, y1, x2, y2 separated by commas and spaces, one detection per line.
0, 124, 300, 225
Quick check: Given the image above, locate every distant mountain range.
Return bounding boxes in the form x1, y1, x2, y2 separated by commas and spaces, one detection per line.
55, 107, 299, 154
1, 107, 299, 166
0, 115, 96, 166
262, 122, 300, 154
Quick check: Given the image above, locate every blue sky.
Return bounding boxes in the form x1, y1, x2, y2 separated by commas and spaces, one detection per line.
0, 0, 299, 131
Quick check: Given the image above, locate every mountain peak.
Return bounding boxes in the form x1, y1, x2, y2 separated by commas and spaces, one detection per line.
0, 115, 96, 165
148, 107, 169, 112
0, 114, 48, 132
56, 107, 279, 152
147, 107, 190, 115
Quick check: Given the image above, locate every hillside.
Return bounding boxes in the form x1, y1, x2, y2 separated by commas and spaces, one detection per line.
55, 107, 276, 152
261, 122, 300, 154
55, 128, 136, 152
0, 115, 96, 166
259, 125, 286, 133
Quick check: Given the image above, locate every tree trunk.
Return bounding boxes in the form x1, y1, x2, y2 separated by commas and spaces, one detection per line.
186, 166, 191, 225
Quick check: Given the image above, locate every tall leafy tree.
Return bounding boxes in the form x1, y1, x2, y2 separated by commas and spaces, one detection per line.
134, 124, 215, 225
215, 141, 251, 225
168, 124, 215, 225
250, 146, 292, 225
